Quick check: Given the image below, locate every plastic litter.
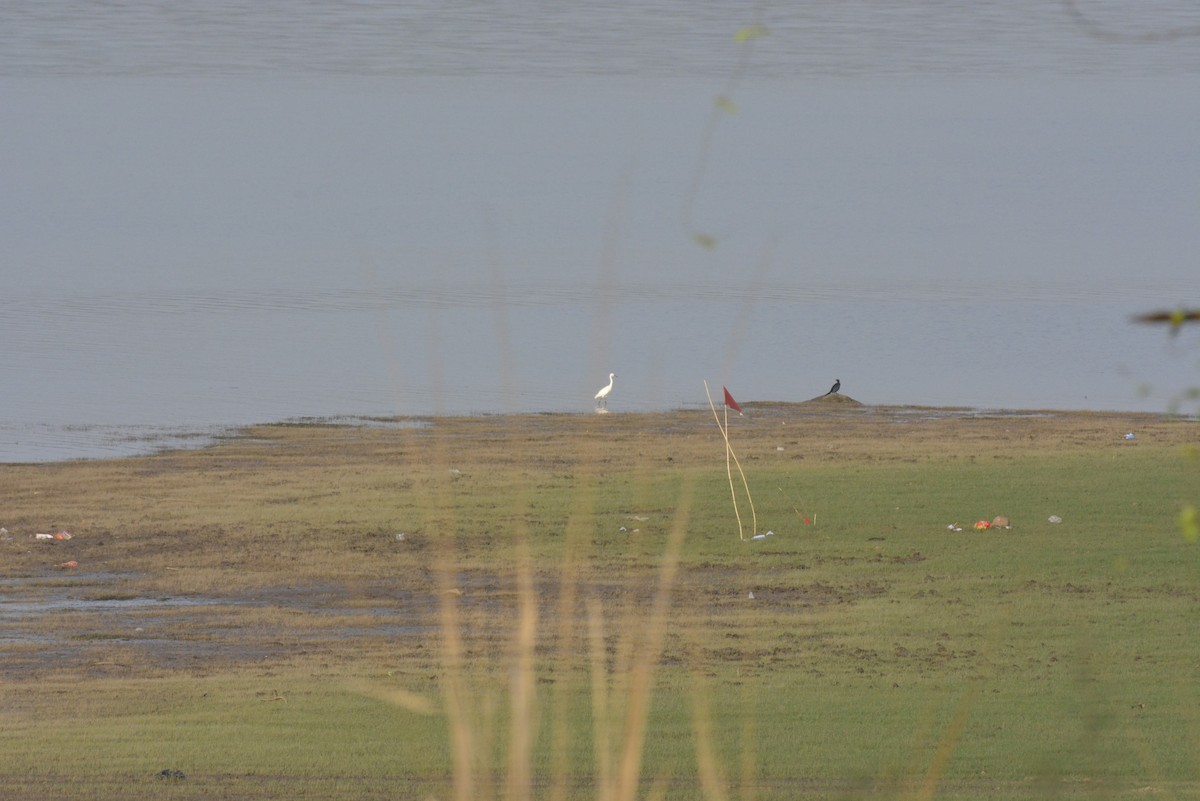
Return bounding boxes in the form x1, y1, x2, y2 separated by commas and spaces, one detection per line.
33, 530, 72, 541
1048, 515, 1063, 523
952, 517, 1011, 532
1124, 432, 1135, 440
749, 530, 776, 540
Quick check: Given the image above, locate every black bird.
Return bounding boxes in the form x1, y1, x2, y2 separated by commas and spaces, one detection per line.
826, 379, 841, 395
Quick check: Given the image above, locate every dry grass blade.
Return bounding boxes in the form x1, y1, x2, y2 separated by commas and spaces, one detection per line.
588, 598, 614, 801
913, 679, 986, 801
437, 549, 477, 801
347, 682, 437, 716
507, 533, 538, 801
615, 475, 693, 801
689, 668, 730, 801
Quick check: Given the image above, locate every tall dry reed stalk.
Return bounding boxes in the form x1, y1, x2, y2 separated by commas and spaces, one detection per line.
416, 18, 772, 798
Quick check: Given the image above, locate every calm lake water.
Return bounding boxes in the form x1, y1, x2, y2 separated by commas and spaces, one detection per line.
3, 2, 1200, 461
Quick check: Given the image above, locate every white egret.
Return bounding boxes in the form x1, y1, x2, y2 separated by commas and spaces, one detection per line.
594, 372, 616, 409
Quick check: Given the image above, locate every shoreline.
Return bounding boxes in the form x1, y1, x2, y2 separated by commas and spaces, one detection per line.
2, 399, 1195, 465
2, 399, 1194, 466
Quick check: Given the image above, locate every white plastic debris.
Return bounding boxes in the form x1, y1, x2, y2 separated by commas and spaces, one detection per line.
33, 530, 72, 541
1048, 515, 1063, 523
1123, 432, 1135, 440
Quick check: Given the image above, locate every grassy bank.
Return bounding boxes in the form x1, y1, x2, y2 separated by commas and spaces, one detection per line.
1, 403, 1197, 799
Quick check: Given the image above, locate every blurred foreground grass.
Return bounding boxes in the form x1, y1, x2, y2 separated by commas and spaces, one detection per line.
1, 403, 1197, 799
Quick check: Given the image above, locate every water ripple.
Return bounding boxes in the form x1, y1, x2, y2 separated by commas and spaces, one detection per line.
1, 279, 1180, 324
2, 1, 1198, 78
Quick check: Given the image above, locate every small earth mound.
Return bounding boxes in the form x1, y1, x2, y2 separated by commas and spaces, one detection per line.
803, 392, 864, 407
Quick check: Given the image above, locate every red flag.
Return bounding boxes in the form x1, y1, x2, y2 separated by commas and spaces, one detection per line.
723, 386, 743, 415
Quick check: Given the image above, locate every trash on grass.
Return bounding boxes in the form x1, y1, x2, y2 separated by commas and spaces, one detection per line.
1048, 515, 1063, 523
1124, 432, 1135, 440
34, 530, 72, 541
749, 530, 776, 540
952, 517, 1010, 532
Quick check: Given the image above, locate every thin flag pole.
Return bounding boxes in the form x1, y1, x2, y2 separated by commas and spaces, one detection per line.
724, 400, 742, 540
704, 381, 756, 540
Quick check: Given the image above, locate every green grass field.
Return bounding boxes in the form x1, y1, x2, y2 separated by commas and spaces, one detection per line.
1, 407, 1197, 799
